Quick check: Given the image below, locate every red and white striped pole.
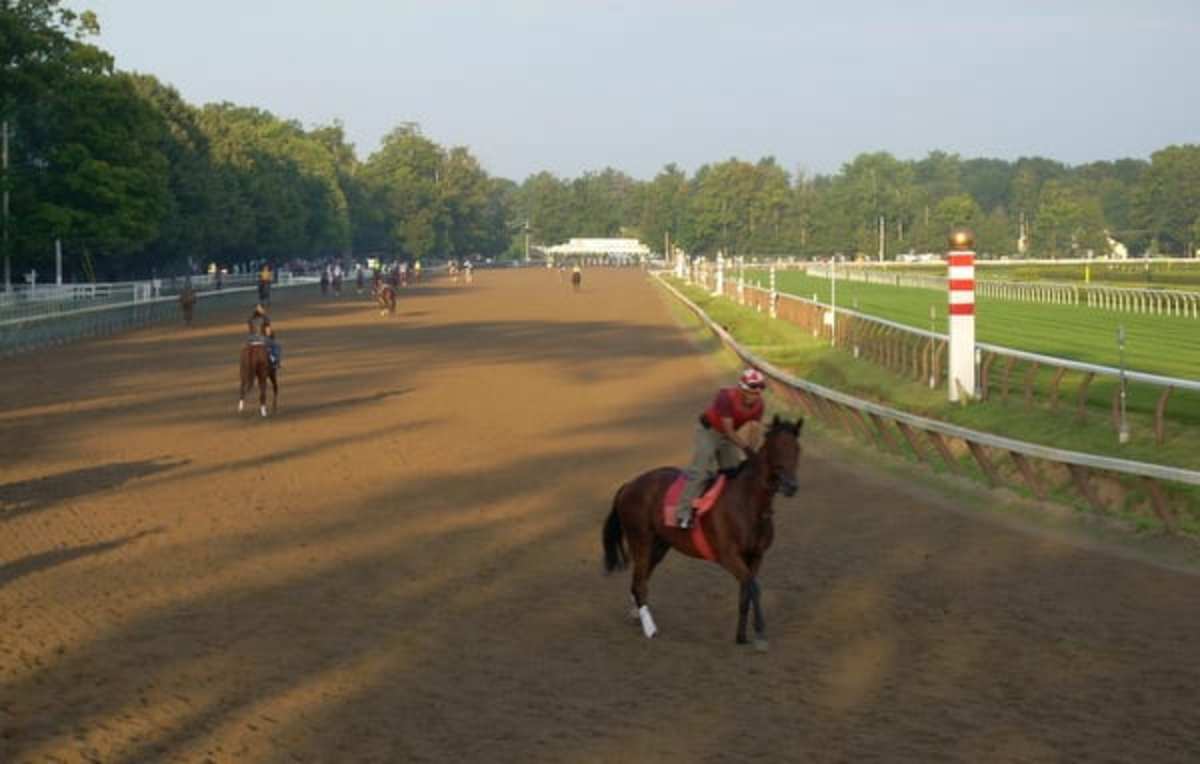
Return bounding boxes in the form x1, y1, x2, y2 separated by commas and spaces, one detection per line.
947, 229, 975, 402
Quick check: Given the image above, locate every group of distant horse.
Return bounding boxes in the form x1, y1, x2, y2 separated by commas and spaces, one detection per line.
237, 267, 410, 418
232, 265, 804, 650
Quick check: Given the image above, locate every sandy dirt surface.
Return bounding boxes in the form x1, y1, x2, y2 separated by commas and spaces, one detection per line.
3, 267, 1200, 763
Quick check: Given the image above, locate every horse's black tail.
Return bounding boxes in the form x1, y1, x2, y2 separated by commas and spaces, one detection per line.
603, 485, 628, 574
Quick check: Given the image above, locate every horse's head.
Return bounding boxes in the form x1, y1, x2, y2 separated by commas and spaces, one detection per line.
761, 415, 803, 497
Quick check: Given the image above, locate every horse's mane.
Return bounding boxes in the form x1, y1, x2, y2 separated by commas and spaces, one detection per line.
766, 416, 804, 439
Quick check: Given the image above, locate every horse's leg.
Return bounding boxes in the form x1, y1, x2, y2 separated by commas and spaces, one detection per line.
626, 527, 660, 638
630, 538, 671, 621
716, 552, 766, 648
270, 369, 278, 413
238, 355, 248, 413
737, 581, 752, 645
746, 555, 767, 648
258, 363, 268, 417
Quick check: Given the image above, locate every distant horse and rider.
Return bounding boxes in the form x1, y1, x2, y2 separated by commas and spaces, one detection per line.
603, 369, 802, 649
257, 264, 273, 306
178, 279, 196, 327
238, 304, 279, 417
374, 279, 397, 317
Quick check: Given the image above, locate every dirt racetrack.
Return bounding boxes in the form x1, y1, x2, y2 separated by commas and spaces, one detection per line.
3, 267, 1200, 763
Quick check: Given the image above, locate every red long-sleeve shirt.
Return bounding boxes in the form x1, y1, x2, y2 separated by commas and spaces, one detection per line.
702, 387, 763, 434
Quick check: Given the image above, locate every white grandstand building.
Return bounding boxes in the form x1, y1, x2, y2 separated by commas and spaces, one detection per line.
541, 238, 651, 264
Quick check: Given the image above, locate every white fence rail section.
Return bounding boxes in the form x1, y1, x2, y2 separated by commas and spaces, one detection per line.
799, 263, 1200, 318
654, 272, 1200, 525
756, 284, 1200, 395
0, 272, 292, 323
1, 276, 317, 357
728, 276, 1198, 444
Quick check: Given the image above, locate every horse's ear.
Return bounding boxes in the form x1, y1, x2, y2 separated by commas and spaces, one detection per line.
772, 414, 782, 428
794, 418, 804, 435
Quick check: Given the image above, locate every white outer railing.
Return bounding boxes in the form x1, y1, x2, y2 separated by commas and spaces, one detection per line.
1, 277, 318, 357
655, 272, 1200, 526
798, 264, 1200, 318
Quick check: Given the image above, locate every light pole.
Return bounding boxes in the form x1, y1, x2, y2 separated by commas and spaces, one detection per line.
2, 119, 10, 293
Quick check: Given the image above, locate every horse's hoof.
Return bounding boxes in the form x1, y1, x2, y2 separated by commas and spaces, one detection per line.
260, 407, 268, 418
237, 400, 244, 413
754, 638, 769, 653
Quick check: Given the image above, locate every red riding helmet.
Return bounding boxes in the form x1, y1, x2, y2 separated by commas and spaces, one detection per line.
738, 368, 766, 391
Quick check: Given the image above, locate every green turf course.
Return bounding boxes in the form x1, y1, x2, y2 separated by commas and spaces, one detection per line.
743, 270, 1200, 432
671, 276, 1200, 525
745, 269, 1200, 378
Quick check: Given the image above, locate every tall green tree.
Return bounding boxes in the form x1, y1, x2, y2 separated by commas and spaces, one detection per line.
360, 126, 445, 260
638, 163, 690, 254
1033, 180, 1106, 258
1133, 145, 1200, 255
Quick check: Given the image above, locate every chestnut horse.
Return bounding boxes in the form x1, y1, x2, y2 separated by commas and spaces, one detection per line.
374, 282, 397, 317
238, 342, 277, 417
603, 415, 802, 648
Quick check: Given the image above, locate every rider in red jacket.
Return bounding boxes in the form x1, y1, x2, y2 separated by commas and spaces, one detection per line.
676, 368, 766, 528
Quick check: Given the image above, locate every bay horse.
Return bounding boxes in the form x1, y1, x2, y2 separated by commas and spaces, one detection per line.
238, 342, 278, 417
603, 415, 802, 648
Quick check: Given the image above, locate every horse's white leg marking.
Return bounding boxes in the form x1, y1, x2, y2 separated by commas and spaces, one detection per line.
638, 605, 658, 638
238, 399, 244, 413
260, 405, 268, 418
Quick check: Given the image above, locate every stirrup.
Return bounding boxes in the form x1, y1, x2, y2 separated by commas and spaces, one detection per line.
678, 514, 693, 529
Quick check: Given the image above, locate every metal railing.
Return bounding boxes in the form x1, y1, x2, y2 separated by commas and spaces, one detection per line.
799, 264, 1200, 318
0, 272, 295, 323
655, 272, 1200, 527
723, 274, 1198, 445
1, 277, 317, 357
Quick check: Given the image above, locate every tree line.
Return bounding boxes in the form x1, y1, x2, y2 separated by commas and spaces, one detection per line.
4, 1, 1199, 285
1, 1, 512, 281
516, 149, 1200, 261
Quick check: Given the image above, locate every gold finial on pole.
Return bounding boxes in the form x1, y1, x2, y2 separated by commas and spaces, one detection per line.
949, 228, 975, 250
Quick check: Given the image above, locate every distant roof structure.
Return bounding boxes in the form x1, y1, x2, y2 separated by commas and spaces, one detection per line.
543, 238, 651, 259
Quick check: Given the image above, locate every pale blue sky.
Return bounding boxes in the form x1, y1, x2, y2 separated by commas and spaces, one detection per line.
70, 1, 1200, 181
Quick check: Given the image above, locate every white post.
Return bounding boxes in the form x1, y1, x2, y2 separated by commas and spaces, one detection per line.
55, 239, 62, 285
830, 257, 837, 346
948, 230, 976, 402
769, 264, 777, 318
714, 251, 725, 296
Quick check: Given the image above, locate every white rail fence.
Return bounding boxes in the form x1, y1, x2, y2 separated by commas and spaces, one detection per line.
722, 271, 1197, 446
1, 277, 317, 357
798, 264, 1200, 318
655, 272, 1200, 528
0, 272, 296, 323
